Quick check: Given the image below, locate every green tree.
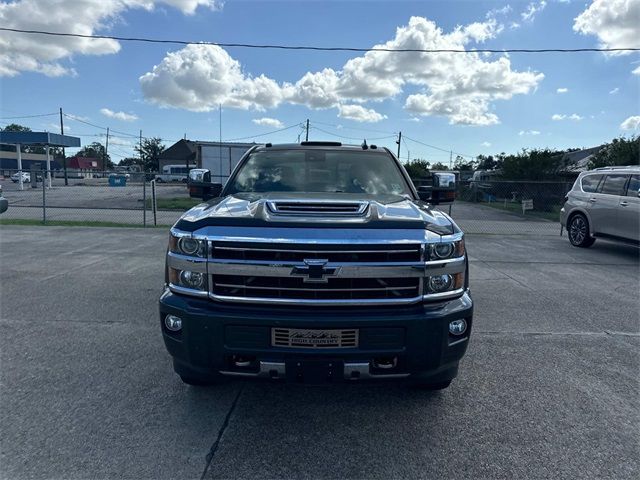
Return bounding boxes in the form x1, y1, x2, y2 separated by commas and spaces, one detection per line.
76, 142, 113, 170
118, 157, 142, 168
499, 148, 567, 180
135, 137, 165, 172
430, 162, 449, 171
476, 154, 502, 171
453, 156, 477, 171
403, 159, 431, 180
588, 136, 639, 169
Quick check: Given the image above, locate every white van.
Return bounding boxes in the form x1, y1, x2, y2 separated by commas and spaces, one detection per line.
155, 165, 191, 183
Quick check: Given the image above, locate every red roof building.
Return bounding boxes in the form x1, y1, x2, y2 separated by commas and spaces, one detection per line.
67, 156, 101, 170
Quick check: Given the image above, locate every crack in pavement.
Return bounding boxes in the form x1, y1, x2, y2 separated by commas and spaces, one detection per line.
200, 384, 245, 480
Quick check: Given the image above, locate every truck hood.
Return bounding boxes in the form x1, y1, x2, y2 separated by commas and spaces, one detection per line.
174, 192, 457, 235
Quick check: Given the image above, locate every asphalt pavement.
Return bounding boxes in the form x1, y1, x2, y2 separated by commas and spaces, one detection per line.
0, 226, 638, 479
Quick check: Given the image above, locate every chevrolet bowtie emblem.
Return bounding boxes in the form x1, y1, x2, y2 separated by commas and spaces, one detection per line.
291, 259, 341, 283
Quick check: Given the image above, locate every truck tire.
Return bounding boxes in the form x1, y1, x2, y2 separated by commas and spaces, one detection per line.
568, 213, 595, 248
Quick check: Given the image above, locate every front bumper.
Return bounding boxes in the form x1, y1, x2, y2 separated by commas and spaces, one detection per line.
159, 289, 473, 384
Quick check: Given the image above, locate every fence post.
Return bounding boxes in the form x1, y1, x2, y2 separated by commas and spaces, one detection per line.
143, 176, 147, 228
42, 172, 47, 224
151, 179, 157, 226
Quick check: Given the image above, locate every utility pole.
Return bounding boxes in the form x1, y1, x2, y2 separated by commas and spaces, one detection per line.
396, 131, 402, 159
219, 103, 223, 181
305, 119, 309, 142
60, 107, 68, 186
449, 150, 453, 169
104, 127, 109, 172
139, 130, 143, 172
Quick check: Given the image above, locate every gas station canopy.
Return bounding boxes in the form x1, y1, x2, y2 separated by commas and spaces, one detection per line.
0, 131, 80, 147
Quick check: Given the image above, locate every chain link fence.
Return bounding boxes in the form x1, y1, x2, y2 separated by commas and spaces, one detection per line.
0, 169, 195, 227
1, 169, 575, 235
449, 179, 573, 235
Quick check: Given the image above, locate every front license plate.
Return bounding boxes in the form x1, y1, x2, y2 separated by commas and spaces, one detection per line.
272, 328, 358, 348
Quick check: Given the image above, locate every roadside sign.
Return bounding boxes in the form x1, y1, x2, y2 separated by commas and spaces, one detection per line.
522, 199, 533, 214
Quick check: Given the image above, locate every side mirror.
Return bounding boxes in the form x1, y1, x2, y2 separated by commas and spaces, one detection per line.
189, 168, 211, 183
188, 169, 223, 200
433, 172, 456, 188
417, 186, 435, 203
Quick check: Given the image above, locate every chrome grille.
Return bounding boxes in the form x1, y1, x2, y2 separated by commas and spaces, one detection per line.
208, 241, 425, 305
211, 243, 421, 263
272, 328, 358, 348
212, 274, 420, 300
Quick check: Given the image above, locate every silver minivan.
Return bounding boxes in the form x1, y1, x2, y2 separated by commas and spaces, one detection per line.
560, 166, 639, 247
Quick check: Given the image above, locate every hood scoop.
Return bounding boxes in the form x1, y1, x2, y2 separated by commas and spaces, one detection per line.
266, 200, 368, 217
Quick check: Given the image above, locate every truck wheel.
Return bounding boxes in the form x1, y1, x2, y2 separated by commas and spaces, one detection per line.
568, 214, 595, 248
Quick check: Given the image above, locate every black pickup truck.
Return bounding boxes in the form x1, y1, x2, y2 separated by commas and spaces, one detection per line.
160, 142, 472, 388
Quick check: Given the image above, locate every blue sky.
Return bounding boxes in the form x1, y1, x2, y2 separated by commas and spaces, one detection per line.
1, 0, 638, 164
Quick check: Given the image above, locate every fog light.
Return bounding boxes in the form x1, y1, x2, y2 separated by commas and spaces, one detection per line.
428, 274, 453, 293
449, 319, 467, 336
180, 270, 204, 289
165, 314, 182, 332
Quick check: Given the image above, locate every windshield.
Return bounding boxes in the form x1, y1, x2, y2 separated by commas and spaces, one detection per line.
226, 149, 411, 195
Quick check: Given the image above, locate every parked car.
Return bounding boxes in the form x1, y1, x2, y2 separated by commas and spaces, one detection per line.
10, 172, 30, 183
0, 185, 8, 214
560, 166, 640, 247
160, 142, 473, 389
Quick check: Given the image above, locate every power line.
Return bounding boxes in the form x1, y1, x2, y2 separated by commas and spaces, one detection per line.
1, 27, 638, 54
0, 112, 58, 120
311, 125, 396, 142
310, 120, 396, 136
403, 135, 474, 159
223, 123, 303, 142
63, 113, 140, 138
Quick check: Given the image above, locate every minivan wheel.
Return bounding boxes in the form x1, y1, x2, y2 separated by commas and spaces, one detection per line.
568, 213, 595, 248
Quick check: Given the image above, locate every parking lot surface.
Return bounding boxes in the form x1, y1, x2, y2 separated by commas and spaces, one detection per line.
1, 226, 638, 479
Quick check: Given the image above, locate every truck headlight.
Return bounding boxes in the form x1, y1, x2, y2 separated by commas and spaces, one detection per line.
428, 274, 453, 293
429, 239, 464, 260
168, 268, 207, 292
169, 233, 206, 258
179, 270, 205, 289
425, 272, 465, 296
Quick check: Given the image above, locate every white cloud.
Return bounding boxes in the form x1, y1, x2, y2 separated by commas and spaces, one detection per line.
252, 117, 284, 128
140, 16, 543, 125
522, 1, 547, 22
519, 130, 541, 135
632, 65, 640, 75
337, 104, 386, 123
551, 113, 583, 121
620, 115, 640, 130
556, 87, 569, 93
573, 0, 640, 55
0, 1, 222, 77
486, 5, 512, 18
481, 141, 492, 147
100, 108, 138, 122
140, 44, 286, 111
609, 87, 620, 94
